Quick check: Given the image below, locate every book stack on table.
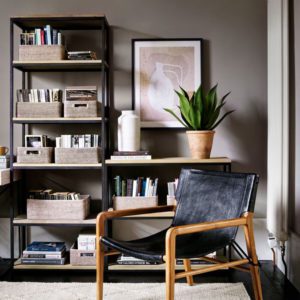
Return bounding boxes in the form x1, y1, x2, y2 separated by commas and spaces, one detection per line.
110, 151, 151, 160
116, 254, 153, 265
21, 242, 66, 265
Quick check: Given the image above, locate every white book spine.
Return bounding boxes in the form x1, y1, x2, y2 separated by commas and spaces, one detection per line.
132, 180, 137, 197
46, 25, 52, 45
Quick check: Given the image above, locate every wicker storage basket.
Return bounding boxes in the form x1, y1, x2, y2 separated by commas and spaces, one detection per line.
16, 102, 62, 118
167, 195, 177, 206
64, 101, 99, 118
27, 195, 90, 220
55, 147, 101, 164
17, 147, 53, 164
112, 196, 158, 210
0, 169, 21, 186
70, 242, 96, 266
19, 45, 66, 61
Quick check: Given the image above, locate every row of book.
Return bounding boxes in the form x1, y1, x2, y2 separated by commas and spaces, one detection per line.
56, 134, 100, 148
28, 189, 82, 200
17, 89, 63, 103
20, 25, 62, 46
17, 86, 98, 103
114, 176, 158, 197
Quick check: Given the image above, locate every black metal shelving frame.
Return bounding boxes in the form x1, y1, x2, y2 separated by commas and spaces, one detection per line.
9, 15, 110, 268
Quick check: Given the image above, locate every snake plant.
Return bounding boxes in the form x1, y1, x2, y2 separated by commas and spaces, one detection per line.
164, 85, 234, 130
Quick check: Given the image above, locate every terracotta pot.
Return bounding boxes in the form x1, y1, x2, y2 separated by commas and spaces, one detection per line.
186, 130, 215, 159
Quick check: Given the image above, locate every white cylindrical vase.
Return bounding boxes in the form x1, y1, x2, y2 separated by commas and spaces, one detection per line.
117, 110, 140, 151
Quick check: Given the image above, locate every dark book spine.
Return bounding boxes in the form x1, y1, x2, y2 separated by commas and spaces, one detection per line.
121, 179, 126, 196
126, 179, 133, 197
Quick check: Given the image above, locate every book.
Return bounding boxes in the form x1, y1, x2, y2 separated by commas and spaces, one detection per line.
110, 155, 152, 160
26, 241, 65, 252
22, 249, 65, 256
112, 151, 150, 156
22, 253, 64, 259
21, 257, 66, 265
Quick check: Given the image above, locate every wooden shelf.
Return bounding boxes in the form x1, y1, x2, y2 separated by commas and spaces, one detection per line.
13, 60, 107, 71
14, 259, 96, 270
11, 15, 107, 30
13, 215, 97, 226
13, 117, 103, 124
13, 163, 102, 170
106, 157, 231, 166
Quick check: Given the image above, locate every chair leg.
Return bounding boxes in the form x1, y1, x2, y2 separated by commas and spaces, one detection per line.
183, 259, 194, 286
96, 240, 105, 300
165, 232, 176, 300
244, 219, 263, 300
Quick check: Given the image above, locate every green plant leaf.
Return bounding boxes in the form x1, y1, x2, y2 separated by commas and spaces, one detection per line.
210, 110, 235, 130
175, 90, 192, 127
220, 91, 231, 104
163, 108, 189, 128
179, 86, 190, 100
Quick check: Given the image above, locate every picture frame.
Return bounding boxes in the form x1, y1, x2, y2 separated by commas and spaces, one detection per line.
132, 38, 202, 128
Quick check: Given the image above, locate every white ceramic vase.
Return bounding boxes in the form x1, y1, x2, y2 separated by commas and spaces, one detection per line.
117, 110, 140, 151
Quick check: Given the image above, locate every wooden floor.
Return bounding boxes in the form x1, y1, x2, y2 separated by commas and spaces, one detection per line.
0, 260, 299, 300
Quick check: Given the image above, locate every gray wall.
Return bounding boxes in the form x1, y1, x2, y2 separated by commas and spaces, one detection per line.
0, 0, 267, 257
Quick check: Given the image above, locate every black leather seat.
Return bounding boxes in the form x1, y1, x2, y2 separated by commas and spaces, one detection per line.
101, 169, 258, 263
96, 169, 263, 300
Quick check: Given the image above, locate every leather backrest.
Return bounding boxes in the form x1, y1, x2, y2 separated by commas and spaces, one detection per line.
173, 169, 259, 232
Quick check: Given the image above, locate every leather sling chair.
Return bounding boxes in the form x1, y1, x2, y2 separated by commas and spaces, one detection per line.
96, 169, 263, 300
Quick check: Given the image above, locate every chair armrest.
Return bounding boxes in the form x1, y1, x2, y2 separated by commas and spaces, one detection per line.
96, 205, 175, 237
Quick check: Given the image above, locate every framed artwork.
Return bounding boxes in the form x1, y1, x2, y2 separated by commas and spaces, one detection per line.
132, 38, 202, 128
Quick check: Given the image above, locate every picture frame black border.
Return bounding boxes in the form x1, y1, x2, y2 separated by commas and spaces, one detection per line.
132, 38, 203, 129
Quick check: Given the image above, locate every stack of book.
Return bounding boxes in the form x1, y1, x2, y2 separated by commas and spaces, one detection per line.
114, 176, 158, 197
65, 86, 97, 101
67, 51, 97, 60
116, 254, 152, 265
21, 241, 66, 265
17, 89, 63, 103
20, 25, 62, 45
110, 151, 151, 160
55, 134, 100, 148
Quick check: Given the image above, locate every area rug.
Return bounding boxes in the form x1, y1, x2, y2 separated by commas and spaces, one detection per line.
0, 282, 250, 300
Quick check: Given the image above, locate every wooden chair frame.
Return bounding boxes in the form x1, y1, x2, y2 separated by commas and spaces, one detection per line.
96, 205, 263, 300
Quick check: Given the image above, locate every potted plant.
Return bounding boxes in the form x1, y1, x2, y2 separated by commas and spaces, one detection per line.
164, 85, 234, 159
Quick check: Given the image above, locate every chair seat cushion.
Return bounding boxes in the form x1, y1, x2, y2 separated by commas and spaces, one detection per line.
101, 227, 232, 263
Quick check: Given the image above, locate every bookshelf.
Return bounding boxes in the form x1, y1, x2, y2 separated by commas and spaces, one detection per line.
9, 15, 110, 271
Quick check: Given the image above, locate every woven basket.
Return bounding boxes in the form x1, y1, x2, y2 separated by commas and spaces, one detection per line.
112, 196, 158, 210
16, 102, 62, 118
55, 147, 101, 164
64, 101, 99, 118
70, 242, 96, 266
17, 147, 53, 164
19, 45, 66, 61
27, 195, 90, 220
